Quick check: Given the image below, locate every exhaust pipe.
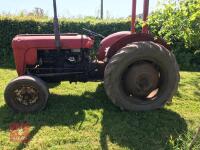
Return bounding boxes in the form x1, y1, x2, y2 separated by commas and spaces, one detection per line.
142, 0, 149, 33
131, 0, 137, 33
53, 0, 61, 50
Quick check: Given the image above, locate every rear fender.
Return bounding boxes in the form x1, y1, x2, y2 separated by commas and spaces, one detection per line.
97, 31, 131, 61
98, 32, 170, 61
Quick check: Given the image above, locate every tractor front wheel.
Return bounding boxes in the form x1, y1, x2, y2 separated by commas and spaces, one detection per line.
104, 41, 179, 111
4, 76, 49, 113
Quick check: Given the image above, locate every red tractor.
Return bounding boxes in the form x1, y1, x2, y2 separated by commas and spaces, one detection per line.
4, 0, 179, 113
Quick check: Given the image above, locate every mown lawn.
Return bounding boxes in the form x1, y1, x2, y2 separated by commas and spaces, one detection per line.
0, 67, 200, 150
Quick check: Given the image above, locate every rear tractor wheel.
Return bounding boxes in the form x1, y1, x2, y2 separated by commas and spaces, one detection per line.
4, 76, 49, 113
104, 41, 179, 111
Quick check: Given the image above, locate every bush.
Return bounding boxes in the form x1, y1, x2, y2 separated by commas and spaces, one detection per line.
0, 16, 134, 66
149, 0, 200, 71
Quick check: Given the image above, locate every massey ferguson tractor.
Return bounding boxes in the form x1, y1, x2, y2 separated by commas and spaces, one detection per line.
4, 0, 179, 113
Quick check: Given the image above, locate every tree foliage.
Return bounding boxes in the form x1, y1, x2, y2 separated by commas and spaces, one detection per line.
149, 0, 200, 70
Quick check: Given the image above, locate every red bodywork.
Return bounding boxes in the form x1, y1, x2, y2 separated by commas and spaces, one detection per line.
98, 31, 170, 61
13, 32, 169, 76
98, 31, 131, 60
97, 0, 165, 61
12, 35, 94, 76
12, 0, 168, 77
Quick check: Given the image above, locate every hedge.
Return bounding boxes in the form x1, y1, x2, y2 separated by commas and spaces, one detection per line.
0, 17, 134, 64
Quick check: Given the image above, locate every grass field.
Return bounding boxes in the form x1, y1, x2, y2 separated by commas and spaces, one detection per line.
0, 67, 200, 150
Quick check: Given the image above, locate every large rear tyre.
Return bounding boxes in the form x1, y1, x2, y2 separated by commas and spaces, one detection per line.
104, 41, 179, 111
4, 76, 49, 113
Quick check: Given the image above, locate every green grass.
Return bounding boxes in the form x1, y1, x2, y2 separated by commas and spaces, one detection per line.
0, 67, 200, 150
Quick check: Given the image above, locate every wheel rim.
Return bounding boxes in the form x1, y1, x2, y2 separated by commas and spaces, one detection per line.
122, 61, 160, 101
14, 85, 39, 106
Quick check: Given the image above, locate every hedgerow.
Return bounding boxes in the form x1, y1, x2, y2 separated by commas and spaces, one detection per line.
0, 16, 134, 65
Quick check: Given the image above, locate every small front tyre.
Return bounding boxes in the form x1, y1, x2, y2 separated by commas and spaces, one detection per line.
4, 76, 49, 113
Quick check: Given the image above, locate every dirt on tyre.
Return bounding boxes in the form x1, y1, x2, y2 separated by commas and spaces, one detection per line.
104, 41, 180, 111
4, 76, 49, 113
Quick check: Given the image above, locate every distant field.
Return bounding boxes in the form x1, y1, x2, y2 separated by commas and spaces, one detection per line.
0, 67, 200, 150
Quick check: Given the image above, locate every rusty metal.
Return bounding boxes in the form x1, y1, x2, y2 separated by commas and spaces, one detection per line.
123, 62, 159, 98
53, 0, 61, 50
142, 0, 149, 33
131, 0, 137, 33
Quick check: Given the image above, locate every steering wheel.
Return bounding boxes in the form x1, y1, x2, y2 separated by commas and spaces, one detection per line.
82, 28, 105, 39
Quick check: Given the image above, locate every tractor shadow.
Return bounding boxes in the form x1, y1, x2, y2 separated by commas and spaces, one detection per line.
176, 76, 200, 99
0, 84, 187, 150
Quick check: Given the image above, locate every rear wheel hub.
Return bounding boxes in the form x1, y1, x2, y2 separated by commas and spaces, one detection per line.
123, 62, 159, 97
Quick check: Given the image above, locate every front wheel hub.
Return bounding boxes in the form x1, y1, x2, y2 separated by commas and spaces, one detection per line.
14, 86, 39, 106
123, 62, 159, 97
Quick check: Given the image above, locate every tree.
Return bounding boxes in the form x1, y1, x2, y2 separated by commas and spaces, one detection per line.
149, 0, 200, 70
28, 8, 46, 17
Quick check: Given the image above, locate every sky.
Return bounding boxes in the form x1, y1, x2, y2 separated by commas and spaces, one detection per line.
0, 0, 159, 18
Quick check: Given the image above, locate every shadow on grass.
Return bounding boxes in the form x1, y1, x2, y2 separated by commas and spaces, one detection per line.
0, 84, 187, 150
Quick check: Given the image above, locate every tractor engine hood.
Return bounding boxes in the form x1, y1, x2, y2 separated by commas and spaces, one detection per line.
12, 34, 94, 76
12, 34, 94, 50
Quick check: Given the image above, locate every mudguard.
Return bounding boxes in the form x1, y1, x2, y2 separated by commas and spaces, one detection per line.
98, 32, 170, 61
